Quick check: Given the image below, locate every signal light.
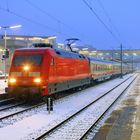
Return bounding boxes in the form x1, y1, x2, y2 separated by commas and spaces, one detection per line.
2, 49, 9, 59
5, 49, 9, 58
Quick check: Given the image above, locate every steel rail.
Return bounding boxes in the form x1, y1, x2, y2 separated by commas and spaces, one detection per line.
0, 93, 10, 100
79, 76, 137, 140
0, 97, 16, 105
0, 102, 44, 121
35, 75, 135, 140
0, 101, 26, 112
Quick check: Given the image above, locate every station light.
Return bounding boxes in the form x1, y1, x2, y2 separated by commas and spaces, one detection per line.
48, 36, 56, 40
133, 53, 137, 56
9, 25, 22, 29
0, 49, 4, 52
98, 53, 103, 56
82, 48, 89, 51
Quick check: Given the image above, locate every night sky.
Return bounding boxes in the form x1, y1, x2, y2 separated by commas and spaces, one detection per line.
0, 0, 139, 50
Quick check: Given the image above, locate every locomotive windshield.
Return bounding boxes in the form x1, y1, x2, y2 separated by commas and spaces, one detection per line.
13, 54, 43, 66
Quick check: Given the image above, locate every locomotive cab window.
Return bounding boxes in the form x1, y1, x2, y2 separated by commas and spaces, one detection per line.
13, 54, 43, 66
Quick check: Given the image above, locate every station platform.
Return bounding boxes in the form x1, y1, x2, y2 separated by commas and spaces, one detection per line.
93, 75, 140, 140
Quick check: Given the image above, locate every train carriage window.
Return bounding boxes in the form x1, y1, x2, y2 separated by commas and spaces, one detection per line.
93, 64, 96, 71
100, 65, 101, 71
95, 64, 97, 71
96, 65, 97, 71
98, 65, 100, 71
102, 65, 104, 71
99, 65, 101, 71
92, 64, 94, 71
103, 65, 105, 71
94, 64, 96, 71
97, 64, 98, 71
13, 54, 43, 66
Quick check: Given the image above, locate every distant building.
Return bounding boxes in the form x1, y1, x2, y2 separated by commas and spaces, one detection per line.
0, 35, 57, 72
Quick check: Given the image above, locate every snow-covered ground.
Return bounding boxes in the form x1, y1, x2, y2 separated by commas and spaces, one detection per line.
0, 79, 7, 94
85, 74, 140, 140
0, 74, 135, 140
43, 76, 136, 140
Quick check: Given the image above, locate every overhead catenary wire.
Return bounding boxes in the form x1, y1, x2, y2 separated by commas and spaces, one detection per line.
25, 0, 87, 42
96, 0, 121, 39
6, 0, 9, 11
0, 1, 88, 45
0, 6, 70, 38
25, 0, 61, 24
82, 0, 121, 44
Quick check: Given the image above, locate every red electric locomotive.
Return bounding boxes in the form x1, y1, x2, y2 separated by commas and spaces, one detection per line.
7, 45, 91, 98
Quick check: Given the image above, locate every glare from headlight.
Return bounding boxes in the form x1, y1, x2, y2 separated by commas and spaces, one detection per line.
9, 78, 16, 83
23, 65, 30, 71
34, 78, 41, 83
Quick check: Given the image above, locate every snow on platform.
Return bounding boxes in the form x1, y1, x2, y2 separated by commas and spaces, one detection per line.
0, 79, 7, 94
92, 74, 140, 140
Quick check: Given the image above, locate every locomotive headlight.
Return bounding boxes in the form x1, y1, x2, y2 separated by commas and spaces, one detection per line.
23, 65, 30, 71
34, 78, 41, 83
9, 78, 16, 83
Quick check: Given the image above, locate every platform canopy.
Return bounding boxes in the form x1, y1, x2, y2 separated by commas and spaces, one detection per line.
0, 35, 57, 50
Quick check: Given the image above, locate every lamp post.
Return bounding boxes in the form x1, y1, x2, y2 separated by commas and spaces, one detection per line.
132, 53, 137, 73
0, 25, 22, 82
120, 44, 123, 78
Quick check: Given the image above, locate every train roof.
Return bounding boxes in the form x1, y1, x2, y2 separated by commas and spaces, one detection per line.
14, 47, 129, 65
14, 47, 88, 60
15, 47, 53, 51
89, 57, 120, 65
89, 57, 129, 66
55, 48, 88, 60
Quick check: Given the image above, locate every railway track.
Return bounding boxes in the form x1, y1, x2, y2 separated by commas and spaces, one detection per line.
0, 101, 44, 125
0, 101, 26, 112
0, 75, 135, 129
0, 97, 16, 106
0, 93, 10, 100
35, 75, 137, 140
